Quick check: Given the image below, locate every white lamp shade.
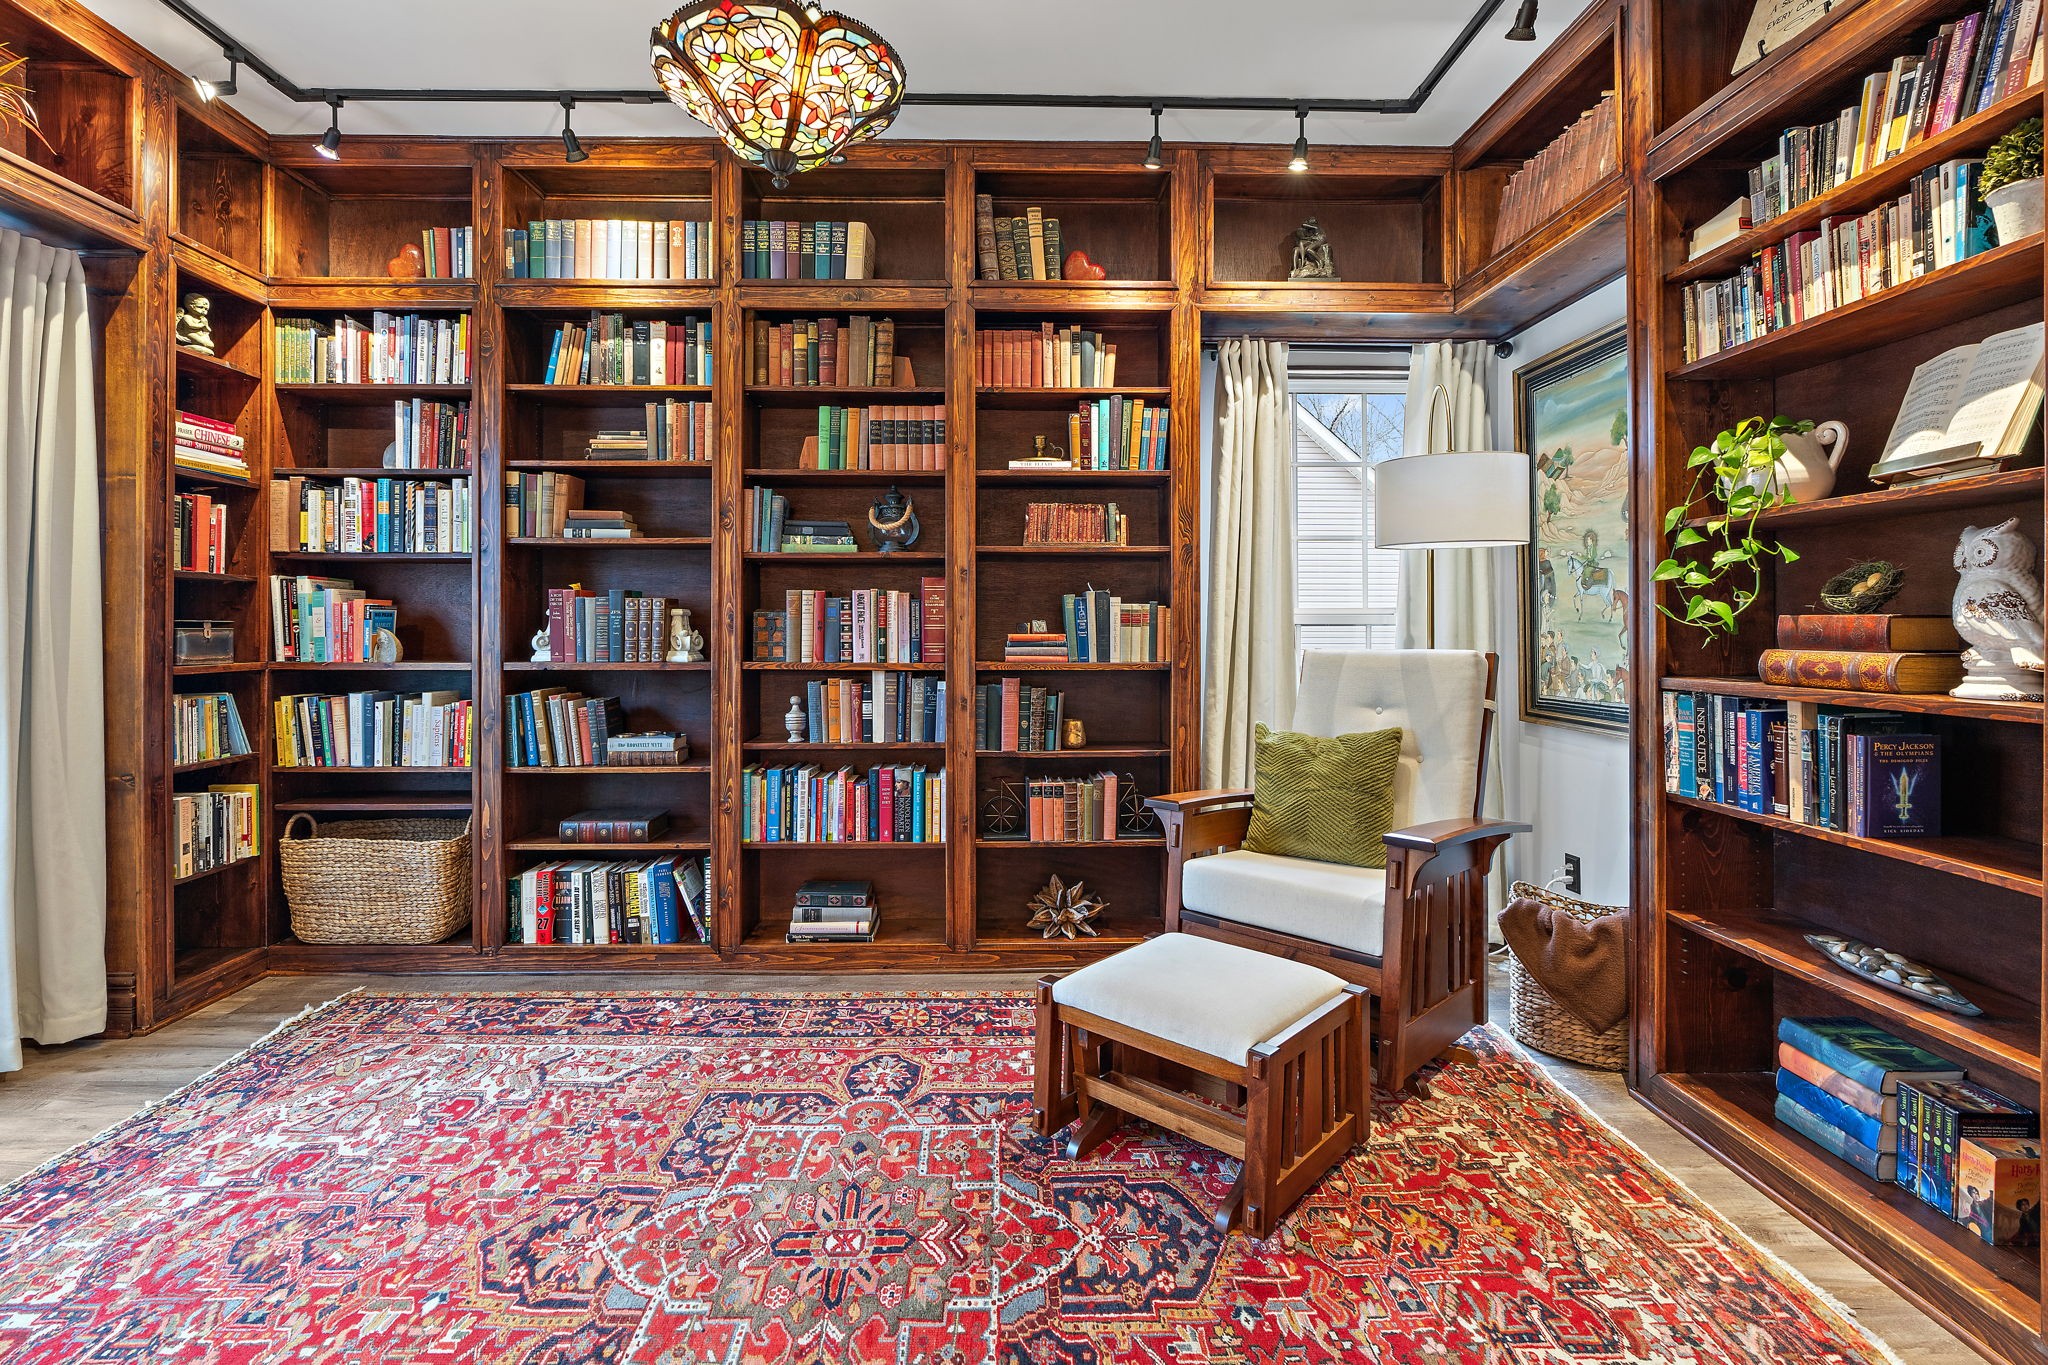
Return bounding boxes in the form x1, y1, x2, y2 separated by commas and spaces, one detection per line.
1371, 449, 1532, 549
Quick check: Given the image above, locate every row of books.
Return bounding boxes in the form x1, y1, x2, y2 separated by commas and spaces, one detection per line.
785, 879, 879, 943
742, 220, 877, 279
1022, 501, 1129, 546
1681, 159, 1996, 362
1004, 594, 1171, 663
1774, 1016, 2038, 1245
747, 490, 857, 553
750, 581, 947, 665
504, 472, 584, 538
506, 856, 710, 946
507, 689, 687, 769
415, 226, 476, 280
276, 313, 473, 386
974, 679, 1066, 752
554, 808, 672, 842
387, 399, 471, 469
1061, 399, 1170, 471
273, 690, 473, 769
505, 219, 713, 281
172, 691, 250, 766
997, 773, 1132, 843
174, 410, 248, 481
794, 674, 947, 745
270, 477, 472, 555
741, 763, 946, 844
977, 326, 1118, 389
584, 399, 716, 463
1492, 93, 1618, 254
543, 587, 679, 663
173, 491, 230, 573
172, 786, 257, 879
267, 574, 401, 664
1662, 689, 1944, 837
749, 316, 900, 388
540, 314, 713, 387
802, 404, 948, 470
974, 198, 1072, 281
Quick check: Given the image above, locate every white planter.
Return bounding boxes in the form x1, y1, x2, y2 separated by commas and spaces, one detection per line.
1987, 177, 2044, 245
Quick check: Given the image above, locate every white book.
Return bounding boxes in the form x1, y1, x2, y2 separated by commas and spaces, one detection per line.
1875, 323, 2048, 477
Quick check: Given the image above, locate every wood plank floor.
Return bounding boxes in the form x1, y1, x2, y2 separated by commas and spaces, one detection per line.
0, 967, 1976, 1363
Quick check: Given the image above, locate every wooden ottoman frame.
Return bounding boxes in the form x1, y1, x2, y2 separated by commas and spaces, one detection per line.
1032, 974, 1372, 1238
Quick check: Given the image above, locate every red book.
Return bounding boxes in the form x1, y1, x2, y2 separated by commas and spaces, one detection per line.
1775, 614, 1962, 651
919, 576, 947, 665
1757, 647, 1965, 694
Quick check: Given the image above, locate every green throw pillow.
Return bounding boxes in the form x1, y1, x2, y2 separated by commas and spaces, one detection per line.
1243, 722, 1404, 869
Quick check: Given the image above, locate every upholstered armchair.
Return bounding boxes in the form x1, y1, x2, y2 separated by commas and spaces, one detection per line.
1148, 650, 1527, 1093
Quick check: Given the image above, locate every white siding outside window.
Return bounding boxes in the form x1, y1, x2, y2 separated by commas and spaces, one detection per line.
1291, 378, 1406, 655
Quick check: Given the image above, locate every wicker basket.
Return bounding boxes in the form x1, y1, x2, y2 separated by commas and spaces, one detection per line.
1503, 879, 1629, 1070
280, 814, 472, 945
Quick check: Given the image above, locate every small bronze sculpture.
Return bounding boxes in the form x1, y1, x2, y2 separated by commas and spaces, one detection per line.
1288, 217, 1338, 281
867, 484, 920, 553
175, 292, 216, 355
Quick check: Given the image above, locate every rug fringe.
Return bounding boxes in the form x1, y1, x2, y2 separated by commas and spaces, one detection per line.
1476, 1026, 1910, 1365
0, 988, 366, 1200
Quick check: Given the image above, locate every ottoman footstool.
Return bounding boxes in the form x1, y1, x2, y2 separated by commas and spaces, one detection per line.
1032, 932, 1371, 1237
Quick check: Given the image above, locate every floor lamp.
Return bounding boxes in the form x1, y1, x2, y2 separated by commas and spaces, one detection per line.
1371, 394, 1531, 649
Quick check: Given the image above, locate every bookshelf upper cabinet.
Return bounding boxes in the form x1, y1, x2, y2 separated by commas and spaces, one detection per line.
0, 0, 135, 231
270, 153, 478, 283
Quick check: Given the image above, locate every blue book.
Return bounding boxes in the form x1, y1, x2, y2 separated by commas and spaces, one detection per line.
1675, 693, 1697, 796
1777, 1017, 1965, 1096
1898, 1084, 1924, 1192
647, 858, 681, 944
764, 767, 785, 841
1776, 1094, 1897, 1181
1778, 1069, 1893, 1153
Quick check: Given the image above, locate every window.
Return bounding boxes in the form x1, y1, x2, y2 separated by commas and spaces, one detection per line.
1290, 375, 1406, 654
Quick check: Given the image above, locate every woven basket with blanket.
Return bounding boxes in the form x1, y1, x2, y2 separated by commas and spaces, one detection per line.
1498, 880, 1630, 1070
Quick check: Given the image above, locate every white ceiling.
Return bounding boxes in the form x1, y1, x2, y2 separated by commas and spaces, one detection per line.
75, 0, 1598, 147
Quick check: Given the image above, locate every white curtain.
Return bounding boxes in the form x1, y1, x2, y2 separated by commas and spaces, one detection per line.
0, 228, 106, 1072
1203, 338, 1295, 788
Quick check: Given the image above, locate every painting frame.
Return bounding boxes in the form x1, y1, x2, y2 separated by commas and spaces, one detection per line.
1517, 323, 1630, 734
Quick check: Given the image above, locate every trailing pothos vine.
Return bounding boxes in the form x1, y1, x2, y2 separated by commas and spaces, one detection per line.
1653, 416, 1810, 640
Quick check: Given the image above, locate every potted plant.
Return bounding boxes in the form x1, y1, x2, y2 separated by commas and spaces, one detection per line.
1654, 416, 1809, 640
1984, 116, 2043, 244
0, 43, 49, 152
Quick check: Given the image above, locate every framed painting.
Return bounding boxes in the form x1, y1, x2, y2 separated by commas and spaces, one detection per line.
1517, 324, 1630, 733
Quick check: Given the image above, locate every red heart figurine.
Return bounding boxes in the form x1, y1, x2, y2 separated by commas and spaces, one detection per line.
386, 243, 425, 279
1063, 249, 1107, 281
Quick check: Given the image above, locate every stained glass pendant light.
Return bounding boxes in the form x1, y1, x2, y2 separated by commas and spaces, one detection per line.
651, 1, 907, 187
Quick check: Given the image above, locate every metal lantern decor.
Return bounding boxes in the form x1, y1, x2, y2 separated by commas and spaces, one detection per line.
651, 0, 906, 188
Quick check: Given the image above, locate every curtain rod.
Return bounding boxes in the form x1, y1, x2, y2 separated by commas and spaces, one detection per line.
1202, 340, 1514, 357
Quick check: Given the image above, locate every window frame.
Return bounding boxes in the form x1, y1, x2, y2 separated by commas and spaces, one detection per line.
1287, 370, 1408, 653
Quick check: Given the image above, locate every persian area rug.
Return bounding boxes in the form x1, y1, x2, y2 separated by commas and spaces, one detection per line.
0, 992, 1897, 1364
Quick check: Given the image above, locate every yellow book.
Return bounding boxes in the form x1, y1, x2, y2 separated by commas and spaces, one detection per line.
1026, 206, 1048, 280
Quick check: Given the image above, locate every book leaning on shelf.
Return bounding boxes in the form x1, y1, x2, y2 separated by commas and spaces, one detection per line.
741, 763, 946, 843
788, 879, 879, 943
271, 477, 472, 555
389, 399, 470, 469
541, 313, 712, 386
801, 404, 947, 470
742, 220, 877, 279
171, 786, 257, 879
273, 690, 472, 768
541, 587, 675, 663
275, 314, 472, 386
1002, 594, 1171, 663
973, 197, 1069, 281
507, 219, 713, 281
975, 679, 1066, 751
750, 581, 946, 664
172, 692, 251, 765
267, 575, 406, 663
504, 472, 585, 537
798, 673, 947, 744
507, 855, 710, 946
750, 315, 901, 387
173, 491, 229, 572
174, 410, 248, 479
977, 326, 1117, 388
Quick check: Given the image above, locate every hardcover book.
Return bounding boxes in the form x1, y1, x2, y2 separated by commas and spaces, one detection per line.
1903, 1078, 2039, 1216
1850, 733, 1941, 838
1777, 1068, 1896, 1152
1775, 614, 1963, 651
1777, 1041, 1896, 1121
1757, 648, 1965, 694
1776, 1017, 1964, 1095
1959, 1137, 2043, 1245
1775, 1093, 1898, 1180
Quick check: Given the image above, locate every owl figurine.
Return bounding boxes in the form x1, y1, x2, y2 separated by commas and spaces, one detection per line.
1951, 518, 2046, 702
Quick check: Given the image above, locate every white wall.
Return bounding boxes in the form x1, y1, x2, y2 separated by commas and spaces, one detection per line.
1489, 279, 1631, 905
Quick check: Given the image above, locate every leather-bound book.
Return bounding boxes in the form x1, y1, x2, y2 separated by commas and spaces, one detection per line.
1758, 648, 1965, 693
1776, 614, 1964, 650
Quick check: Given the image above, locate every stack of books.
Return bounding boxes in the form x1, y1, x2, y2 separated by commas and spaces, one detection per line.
750, 581, 946, 664
796, 673, 946, 744
977, 326, 1117, 388
173, 491, 230, 571
585, 400, 714, 463
604, 732, 690, 766
748, 488, 857, 552
542, 587, 676, 663
541, 314, 712, 386
1492, 93, 1619, 254
504, 472, 585, 537
415, 226, 475, 279
171, 786, 257, 878
748, 315, 899, 387
271, 476, 473, 554
275, 313, 472, 385
801, 404, 947, 470
742, 220, 877, 279
974, 679, 1067, 751
506, 855, 710, 945
741, 764, 946, 844
266, 574, 400, 663
389, 399, 470, 468
974, 197, 1069, 281
506, 219, 714, 281
787, 879, 879, 943
273, 690, 472, 768
1064, 398, 1170, 470
560, 509, 640, 540
1003, 595, 1170, 663
1775, 1017, 1962, 1181
555, 808, 671, 843
174, 410, 249, 480
1025, 502, 1127, 546
171, 691, 251, 765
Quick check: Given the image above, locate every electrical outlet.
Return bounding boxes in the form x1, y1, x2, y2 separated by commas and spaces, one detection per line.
1563, 854, 1583, 894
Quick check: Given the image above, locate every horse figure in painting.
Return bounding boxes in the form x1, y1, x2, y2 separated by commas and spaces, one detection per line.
1565, 550, 1617, 621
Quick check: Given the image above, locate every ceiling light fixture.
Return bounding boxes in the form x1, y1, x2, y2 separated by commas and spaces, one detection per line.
193, 48, 238, 102
651, 0, 907, 189
1506, 0, 1538, 40
316, 96, 343, 160
560, 96, 589, 162
1143, 102, 1164, 171
1288, 107, 1310, 173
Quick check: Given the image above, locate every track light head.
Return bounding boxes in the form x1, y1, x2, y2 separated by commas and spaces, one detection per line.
1143, 103, 1164, 171
1506, 0, 1539, 40
194, 52, 238, 102
1288, 108, 1310, 173
316, 98, 343, 161
560, 97, 589, 163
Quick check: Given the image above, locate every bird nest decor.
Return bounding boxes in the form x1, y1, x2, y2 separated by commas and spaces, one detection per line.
1820, 559, 1905, 613
1027, 875, 1105, 939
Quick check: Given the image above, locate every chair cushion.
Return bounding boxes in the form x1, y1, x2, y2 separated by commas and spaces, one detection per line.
1052, 932, 1348, 1064
1242, 722, 1403, 869
1183, 850, 1389, 959
1291, 650, 1487, 828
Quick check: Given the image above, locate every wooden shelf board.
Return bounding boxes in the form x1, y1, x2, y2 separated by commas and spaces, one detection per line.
273, 383, 474, 400
975, 469, 1172, 484
1668, 906, 2041, 1077
1687, 468, 2045, 531
744, 661, 943, 672
275, 794, 473, 814
172, 753, 256, 774
743, 550, 943, 562
171, 661, 262, 675
741, 841, 945, 852
1672, 86, 2048, 284
969, 283, 1177, 310
504, 384, 713, 406
173, 465, 254, 490
172, 855, 258, 887
505, 763, 709, 775
272, 765, 473, 774
496, 281, 715, 302
1666, 792, 2042, 895
175, 346, 258, 383
1661, 676, 2043, 725
506, 836, 713, 853
507, 460, 713, 475
170, 943, 266, 989
742, 467, 944, 483
270, 661, 472, 672
976, 746, 1169, 757
270, 550, 471, 562
979, 544, 1169, 556
976, 838, 1165, 849
745, 739, 945, 751
503, 661, 710, 672
276, 466, 474, 480
747, 385, 946, 408
506, 536, 712, 547
976, 386, 1173, 409
495, 942, 718, 960
1671, 236, 2045, 380
978, 661, 1171, 671
269, 281, 476, 308
172, 569, 257, 585
1452, 176, 1628, 334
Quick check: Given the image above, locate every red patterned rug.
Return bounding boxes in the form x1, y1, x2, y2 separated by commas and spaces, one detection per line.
0, 991, 1898, 1364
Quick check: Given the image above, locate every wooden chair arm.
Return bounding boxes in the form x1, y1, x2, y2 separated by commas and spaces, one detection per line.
1383, 817, 1530, 856
1146, 788, 1255, 816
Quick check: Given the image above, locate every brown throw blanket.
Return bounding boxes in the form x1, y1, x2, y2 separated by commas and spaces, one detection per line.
1499, 896, 1630, 1035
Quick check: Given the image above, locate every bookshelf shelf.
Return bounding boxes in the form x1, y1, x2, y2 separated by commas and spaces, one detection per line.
976, 386, 1173, 409
172, 753, 255, 775
275, 794, 473, 814
268, 282, 477, 309
171, 661, 262, 676
977, 746, 1169, 758
979, 545, 1170, 557
270, 661, 473, 672
975, 661, 1171, 672
506, 836, 714, 853
744, 661, 944, 673
741, 841, 946, 852
273, 765, 474, 775
173, 466, 254, 491
1687, 467, 2045, 531
507, 460, 714, 476
503, 661, 712, 673
279, 466, 475, 481
504, 383, 713, 406
745, 739, 946, 752
176, 346, 258, 384
976, 469, 1172, 485
172, 569, 256, 585
505, 763, 709, 775
1662, 675, 2043, 724
975, 838, 1165, 850
741, 550, 944, 563
506, 537, 713, 548
746, 385, 947, 407
271, 551, 471, 563
741, 467, 946, 484
172, 856, 258, 887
